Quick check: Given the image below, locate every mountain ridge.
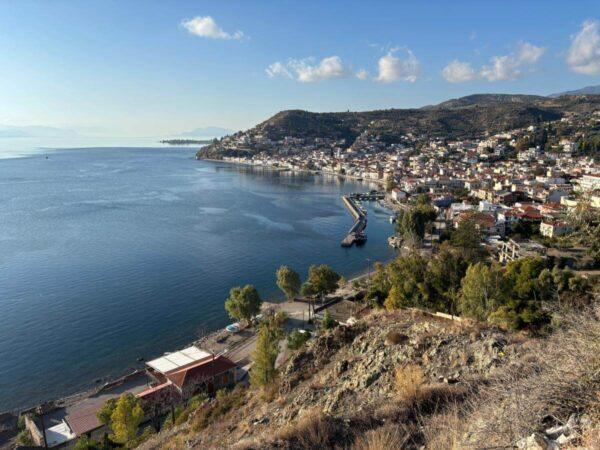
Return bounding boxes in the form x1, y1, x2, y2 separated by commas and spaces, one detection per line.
197, 93, 600, 159
549, 85, 600, 97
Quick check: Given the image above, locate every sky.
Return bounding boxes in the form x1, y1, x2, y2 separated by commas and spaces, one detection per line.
0, 0, 599, 137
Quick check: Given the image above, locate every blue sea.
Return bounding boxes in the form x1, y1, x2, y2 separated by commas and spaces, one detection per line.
0, 145, 395, 411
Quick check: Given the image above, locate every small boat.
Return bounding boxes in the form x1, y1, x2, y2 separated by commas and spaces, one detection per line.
225, 323, 241, 333
389, 215, 396, 223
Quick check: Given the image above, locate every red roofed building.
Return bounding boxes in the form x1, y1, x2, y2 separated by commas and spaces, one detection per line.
137, 351, 237, 413
165, 354, 236, 397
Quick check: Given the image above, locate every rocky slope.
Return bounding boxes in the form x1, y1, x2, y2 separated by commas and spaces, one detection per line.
138, 307, 600, 449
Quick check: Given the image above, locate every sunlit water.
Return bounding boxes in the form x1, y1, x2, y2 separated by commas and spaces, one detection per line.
0, 146, 395, 411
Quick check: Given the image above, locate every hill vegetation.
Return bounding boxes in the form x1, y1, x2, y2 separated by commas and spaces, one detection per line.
198, 93, 600, 159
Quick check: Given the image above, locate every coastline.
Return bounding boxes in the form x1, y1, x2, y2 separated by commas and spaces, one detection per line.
8, 256, 394, 416
4, 151, 397, 416
198, 157, 387, 188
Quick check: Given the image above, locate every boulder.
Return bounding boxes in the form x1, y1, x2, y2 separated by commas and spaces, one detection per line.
516, 433, 558, 450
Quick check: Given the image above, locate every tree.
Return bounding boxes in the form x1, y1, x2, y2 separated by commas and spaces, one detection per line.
488, 298, 549, 331
250, 314, 284, 386
321, 310, 337, 330
504, 257, 549, 302
109, 393, 144, 445
287, 330, 310, 350
384, 252, 430, 310
303, 264, 341, 297
385, 178, 397, 192
451, 218, 484, 262
425, 243, 468, 313
276, 266, 301, 300
396, 204, 437, 243
224, 285, 262, 325
458, 262, 507, 321
515, 136, 531, 152
97, 398, 117, 425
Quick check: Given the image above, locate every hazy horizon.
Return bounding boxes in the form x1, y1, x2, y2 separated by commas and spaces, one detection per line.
0, 0, 598, 137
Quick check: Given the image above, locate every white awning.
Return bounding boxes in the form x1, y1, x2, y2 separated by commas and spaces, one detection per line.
46, 421, 76, 448
146, 346, 211, 374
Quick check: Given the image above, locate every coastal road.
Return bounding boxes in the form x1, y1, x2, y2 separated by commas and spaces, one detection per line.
225, 300, 312, 366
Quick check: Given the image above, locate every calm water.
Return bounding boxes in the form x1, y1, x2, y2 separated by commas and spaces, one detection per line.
0, 147, 395, 411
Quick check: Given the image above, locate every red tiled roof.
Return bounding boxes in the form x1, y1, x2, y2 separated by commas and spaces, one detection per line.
166, 355, 236, 390
65, 406, 102, 436
137, 381, 172, 398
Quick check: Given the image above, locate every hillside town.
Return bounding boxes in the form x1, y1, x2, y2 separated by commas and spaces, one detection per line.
205, 110, 600, 269
9, 108, 599, 450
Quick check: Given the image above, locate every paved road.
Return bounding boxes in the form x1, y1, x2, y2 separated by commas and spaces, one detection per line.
224, 300, 312, 365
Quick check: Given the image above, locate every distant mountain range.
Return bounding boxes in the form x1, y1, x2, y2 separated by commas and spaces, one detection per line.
178, 126, 234, 138
549, 85, 600, 97
198, 92, 600, 159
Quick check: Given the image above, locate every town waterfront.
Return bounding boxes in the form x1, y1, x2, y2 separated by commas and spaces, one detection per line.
0, 146, 395, 411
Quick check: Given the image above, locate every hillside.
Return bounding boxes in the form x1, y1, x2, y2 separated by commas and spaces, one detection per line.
140, 307, 600, 449
197, 94, 600, 159
550, 85, 600, 97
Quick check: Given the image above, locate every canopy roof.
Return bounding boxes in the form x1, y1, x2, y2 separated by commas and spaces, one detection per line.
146, 346, 211, 374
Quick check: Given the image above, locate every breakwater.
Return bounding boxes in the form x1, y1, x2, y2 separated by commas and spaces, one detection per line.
341, 195, 367, 247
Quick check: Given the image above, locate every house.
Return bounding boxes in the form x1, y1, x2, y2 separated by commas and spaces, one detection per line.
454, 210, 505, 238
540, 221, 572, 238
139, 346, 236, 414
390, 187, 407, 202
576, 174, 600, 192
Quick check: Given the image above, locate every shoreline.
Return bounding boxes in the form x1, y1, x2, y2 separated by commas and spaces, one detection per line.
4, 155, 396, 415
198, 157, 387, 188
8, 256, 394, 416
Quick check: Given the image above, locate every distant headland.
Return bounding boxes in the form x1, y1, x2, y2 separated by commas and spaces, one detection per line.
160, 139, 213, 145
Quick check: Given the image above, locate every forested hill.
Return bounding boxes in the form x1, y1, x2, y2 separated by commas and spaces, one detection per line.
197, 93, 600, 159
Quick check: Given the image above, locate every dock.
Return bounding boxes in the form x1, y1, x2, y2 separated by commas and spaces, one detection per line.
341, 194, 368, 247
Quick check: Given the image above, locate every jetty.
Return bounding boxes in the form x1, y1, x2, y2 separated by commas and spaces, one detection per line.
341, 194, 368, 247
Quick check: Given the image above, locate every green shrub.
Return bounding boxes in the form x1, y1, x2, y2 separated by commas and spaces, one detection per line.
287, 330, 311, 350
17, 429, 33, 446
321, 310, 337, 330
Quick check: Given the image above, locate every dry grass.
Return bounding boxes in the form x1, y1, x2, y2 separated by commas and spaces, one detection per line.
276, 409, 343, 449
395, 364, 425, 403
385, 331, 409, 345
190, 387, 246, 433
259, 382, 279, 402
351, 424, 409, 450
309, 379, 325, 390
461, 305, 600, 448
420, 405, 466, 450
159, 433, 188, 450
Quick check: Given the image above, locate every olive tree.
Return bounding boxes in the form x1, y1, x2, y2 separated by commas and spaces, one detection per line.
276, 265, 301, 300
224, 285, 262, 325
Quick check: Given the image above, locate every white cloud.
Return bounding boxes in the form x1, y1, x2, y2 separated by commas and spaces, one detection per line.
376, 49, 420, 83
517, 41, 545, 64
181, 16, 244, 40
266, 56, 351, 82
356, 69, 368, 80
480, 41, 545, 81
265, 62, 292, 79
442, 60, 477, 83
567, 20, 600, 75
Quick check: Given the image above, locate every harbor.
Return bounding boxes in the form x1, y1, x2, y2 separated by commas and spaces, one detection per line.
340, 194, 368, 247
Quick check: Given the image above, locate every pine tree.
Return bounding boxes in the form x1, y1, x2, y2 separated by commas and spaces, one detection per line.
109, 393, 144, 445
250, 316, 283, 386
